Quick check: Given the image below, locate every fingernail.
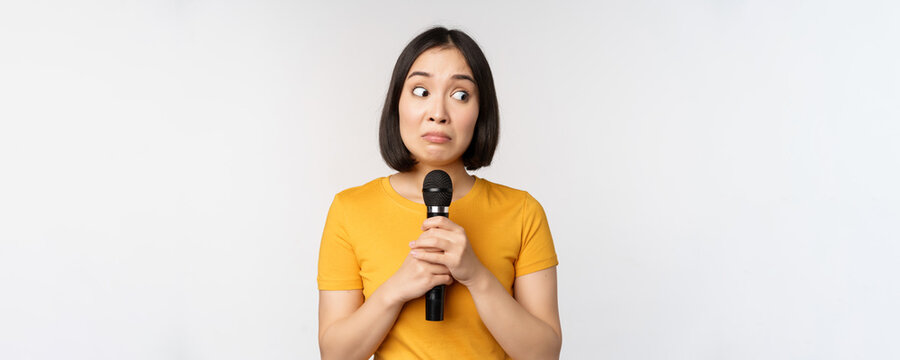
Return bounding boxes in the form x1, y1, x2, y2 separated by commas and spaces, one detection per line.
409, 241, 415, 247
410, 250, 417, 256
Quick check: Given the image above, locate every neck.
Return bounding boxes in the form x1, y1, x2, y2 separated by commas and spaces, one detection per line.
408, 160, 472, 191
389, 160, 477, 204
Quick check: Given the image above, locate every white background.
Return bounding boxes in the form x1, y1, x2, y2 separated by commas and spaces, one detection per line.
1, 1, 898, 359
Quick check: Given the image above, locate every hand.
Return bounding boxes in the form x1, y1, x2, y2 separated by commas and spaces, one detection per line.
410, 216, 487, 288
379, 252, 454, 306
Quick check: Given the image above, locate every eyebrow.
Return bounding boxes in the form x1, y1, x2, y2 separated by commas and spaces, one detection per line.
407, 71, 476, 85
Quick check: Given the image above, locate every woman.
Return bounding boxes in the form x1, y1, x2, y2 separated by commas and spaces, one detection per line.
317, 26, 561, 360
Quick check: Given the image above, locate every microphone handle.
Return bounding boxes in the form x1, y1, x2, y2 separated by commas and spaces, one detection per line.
425, 285, 445, 321
425, 211, 448, 321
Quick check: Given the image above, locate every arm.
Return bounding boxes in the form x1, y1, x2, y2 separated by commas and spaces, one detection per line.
411, 216, 562, 360
317, 288, 402, 360
318, 254, 454, 360
468, 266, 562, 360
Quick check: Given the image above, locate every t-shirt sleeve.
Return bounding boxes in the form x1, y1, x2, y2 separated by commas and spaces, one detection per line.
515, 192, 559, 277
317, 193, 363, 290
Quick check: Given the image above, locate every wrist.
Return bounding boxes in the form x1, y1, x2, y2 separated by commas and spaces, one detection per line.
462, 265, 494, 295
371, 283, 404, 310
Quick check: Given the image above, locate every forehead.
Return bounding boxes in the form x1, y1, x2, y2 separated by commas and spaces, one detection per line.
406, 47, 473, 77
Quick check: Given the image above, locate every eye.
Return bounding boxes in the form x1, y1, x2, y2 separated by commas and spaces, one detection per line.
452, 91, 469, 101
412, 86, 429, 97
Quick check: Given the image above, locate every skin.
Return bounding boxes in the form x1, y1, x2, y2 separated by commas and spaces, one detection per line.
391, 45, 479, 202
318, 46, 561, 360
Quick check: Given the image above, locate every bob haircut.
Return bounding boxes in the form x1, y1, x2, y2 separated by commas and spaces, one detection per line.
379, 26, 499, 172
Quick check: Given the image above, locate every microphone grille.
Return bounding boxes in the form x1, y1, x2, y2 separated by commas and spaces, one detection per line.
422, 170, 453, 207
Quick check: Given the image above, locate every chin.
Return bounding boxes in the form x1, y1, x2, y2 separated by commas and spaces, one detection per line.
412, 154, 459, 167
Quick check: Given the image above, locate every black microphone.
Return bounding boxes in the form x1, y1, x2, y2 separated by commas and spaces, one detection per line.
422, 170, 452, 321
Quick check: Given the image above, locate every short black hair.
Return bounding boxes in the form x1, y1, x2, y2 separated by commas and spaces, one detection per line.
379, 26, 500, 172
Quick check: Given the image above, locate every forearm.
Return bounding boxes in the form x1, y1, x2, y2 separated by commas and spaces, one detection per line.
319, 289, 402, 360
467, 269, 562, 360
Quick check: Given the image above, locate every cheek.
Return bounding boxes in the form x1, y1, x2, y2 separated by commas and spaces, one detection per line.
397, 94, 409, 121
459, 106, 479, 138
397, 96, 417, 132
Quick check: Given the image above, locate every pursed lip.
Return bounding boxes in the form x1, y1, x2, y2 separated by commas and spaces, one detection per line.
422, 131, 451, 140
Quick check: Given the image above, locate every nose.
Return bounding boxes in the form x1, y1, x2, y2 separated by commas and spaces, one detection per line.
428, 96, 449, 124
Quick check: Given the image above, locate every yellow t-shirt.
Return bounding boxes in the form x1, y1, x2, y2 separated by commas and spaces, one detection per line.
317, 175, 558, 359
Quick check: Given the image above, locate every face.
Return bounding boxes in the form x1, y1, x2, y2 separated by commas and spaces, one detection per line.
398, 46, 479, 168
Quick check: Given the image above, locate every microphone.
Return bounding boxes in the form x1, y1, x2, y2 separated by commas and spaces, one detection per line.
422, 169, 452, 321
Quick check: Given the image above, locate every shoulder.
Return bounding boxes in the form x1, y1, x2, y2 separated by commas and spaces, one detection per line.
476, 177, 545, 211
333, 177, 383, 200
478, 177, 541, 201
328, 176, 389, 212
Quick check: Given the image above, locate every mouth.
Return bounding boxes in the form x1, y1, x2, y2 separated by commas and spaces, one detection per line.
422, 132, 451, 143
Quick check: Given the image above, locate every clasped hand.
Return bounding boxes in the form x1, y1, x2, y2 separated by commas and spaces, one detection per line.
410, 216, 485, 288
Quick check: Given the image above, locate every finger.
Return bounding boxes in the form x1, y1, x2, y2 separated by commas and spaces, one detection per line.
421, 216, 459, 231
411, 250, 446, 266
427, 262, 451, 275
433, 274, 453, 287
412, 256, 450, 276
422, 228, 456, 245
410, 236, 449, 251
